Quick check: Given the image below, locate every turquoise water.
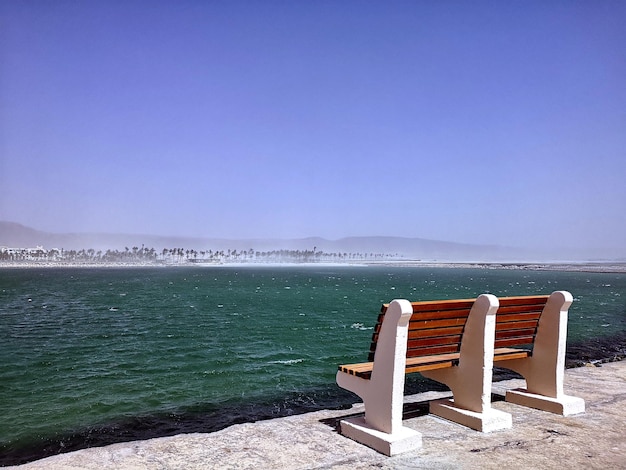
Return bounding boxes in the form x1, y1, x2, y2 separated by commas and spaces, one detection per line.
1, 266, 625, 464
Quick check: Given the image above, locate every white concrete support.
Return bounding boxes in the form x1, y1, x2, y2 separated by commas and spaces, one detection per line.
500, 291, 585, 416
421, 294, 513, 432
336, 299, 422, 456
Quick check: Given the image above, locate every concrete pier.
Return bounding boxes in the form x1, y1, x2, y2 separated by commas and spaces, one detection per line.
9, 361, 626, 469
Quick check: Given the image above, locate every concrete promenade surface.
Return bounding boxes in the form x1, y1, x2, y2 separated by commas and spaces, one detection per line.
9, 361, 626, 470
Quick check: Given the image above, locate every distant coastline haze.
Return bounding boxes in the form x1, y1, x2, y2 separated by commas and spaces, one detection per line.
1, 221, 623, 263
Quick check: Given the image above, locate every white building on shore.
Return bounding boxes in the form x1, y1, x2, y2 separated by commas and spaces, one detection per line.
0, 245, 60, 261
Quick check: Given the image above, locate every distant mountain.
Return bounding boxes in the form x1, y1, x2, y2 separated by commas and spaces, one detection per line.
0, 222, 53, 248
0, 221, 213, 253
0, 220, 527, 262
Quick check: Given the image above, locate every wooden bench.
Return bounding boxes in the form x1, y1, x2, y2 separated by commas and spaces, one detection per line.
336, 295, 511, 456
339, 296, 543, 380
335, 291, 584, 456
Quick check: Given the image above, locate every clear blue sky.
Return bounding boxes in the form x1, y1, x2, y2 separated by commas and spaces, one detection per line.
1, 1, 624, 257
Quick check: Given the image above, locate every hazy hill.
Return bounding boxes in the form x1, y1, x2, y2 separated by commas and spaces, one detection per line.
1, 221, 526, 262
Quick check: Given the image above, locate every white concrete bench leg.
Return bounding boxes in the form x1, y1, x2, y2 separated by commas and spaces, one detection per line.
421, 294, 513, 432
500, 291, 585, 416
336, 299, 422, 456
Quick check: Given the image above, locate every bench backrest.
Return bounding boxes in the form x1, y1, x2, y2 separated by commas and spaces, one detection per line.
368, 298, 478, 362
495, 295, 550, 349
369, 294, 551, 362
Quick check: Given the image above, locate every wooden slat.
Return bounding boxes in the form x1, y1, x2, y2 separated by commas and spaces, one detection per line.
406, 352, 461, 365
405, 352, 460, 373
406, 361, 455, 373
498, 295, 549, 305
407, 344, 460, 357
409, 317, 469, 330
338, 363, 373, 379
378, 308, 472, 323
410, 299, 476, 312
495, 328, 537, 339
495, 336, 535, 348
408, 325, 466, 338
496, 312, 542, 323
407, 334, 462, 348
382, 298, 476, 313
493, 347, 531, 361
496, 319, 539, 331
497, 304, 545, 314
408, 308, 472, 321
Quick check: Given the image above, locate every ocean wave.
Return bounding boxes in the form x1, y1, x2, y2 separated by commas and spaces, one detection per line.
267, 359, 304, 365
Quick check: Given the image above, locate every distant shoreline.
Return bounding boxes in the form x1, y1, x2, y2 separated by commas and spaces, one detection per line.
1, 260, 625, 273
364, 260, 626, 273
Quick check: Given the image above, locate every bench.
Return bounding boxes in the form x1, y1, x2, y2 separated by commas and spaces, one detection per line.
493, 291, 585, 416
335, 291, 584, 456
336, 294, 511, 456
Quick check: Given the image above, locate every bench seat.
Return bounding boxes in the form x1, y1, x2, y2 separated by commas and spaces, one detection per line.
339, 347, 531, 379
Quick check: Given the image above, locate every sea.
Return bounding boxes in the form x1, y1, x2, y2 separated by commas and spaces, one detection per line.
1, 265, 625, 465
